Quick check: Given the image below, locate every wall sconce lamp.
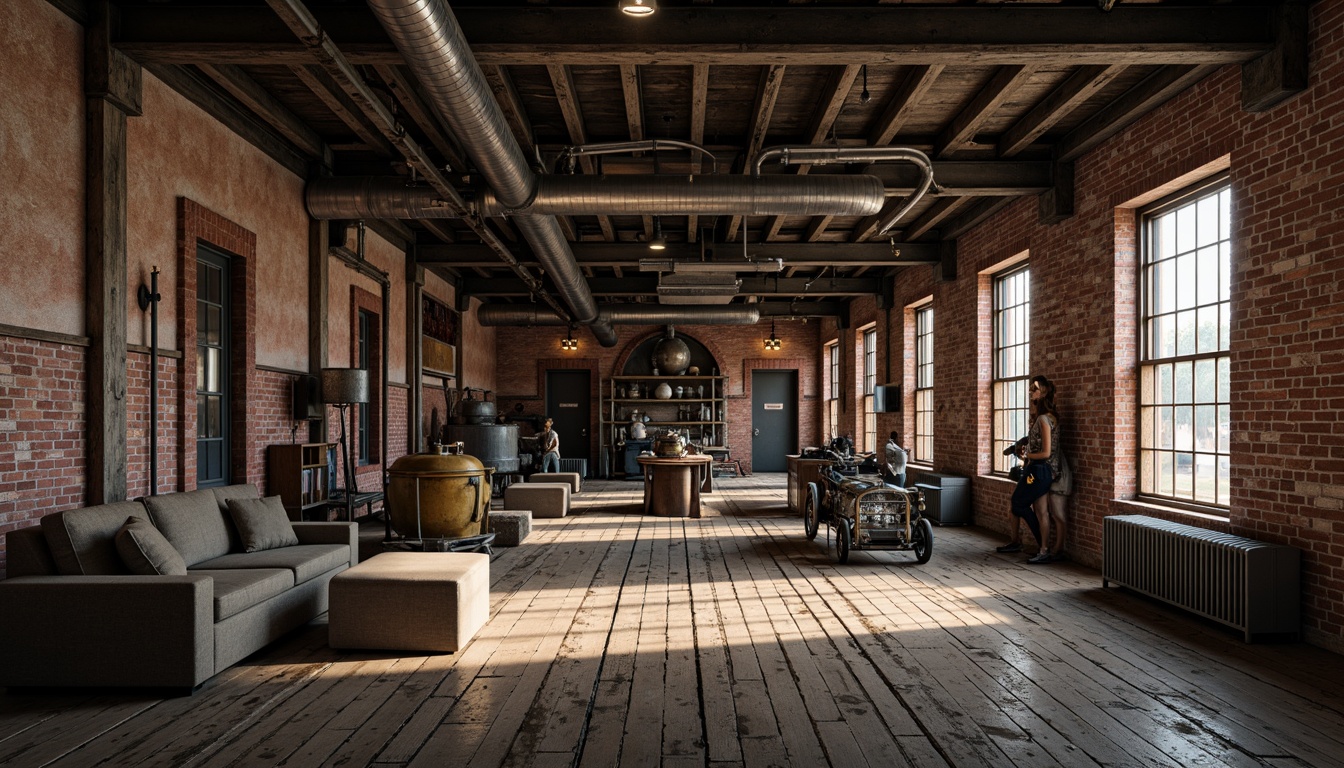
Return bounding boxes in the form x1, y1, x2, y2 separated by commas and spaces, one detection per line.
763, 321, 782, 351
619, 0, 657, 16
561, 328, 579, 351
648, 217, 667, 250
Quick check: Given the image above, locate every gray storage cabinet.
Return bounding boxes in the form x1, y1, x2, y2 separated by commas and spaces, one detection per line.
915, 472, 972, 525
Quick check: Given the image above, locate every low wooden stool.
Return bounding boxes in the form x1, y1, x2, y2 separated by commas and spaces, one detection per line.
328, 552, 489, 653
527, 472, 581, 493
504, 482, 570, 518
490, 510, 532, 546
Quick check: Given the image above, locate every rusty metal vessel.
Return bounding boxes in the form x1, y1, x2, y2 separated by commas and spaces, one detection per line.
387, 445, 495, 540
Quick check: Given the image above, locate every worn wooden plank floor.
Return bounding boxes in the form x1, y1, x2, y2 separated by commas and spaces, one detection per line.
3, 474, 1343, 767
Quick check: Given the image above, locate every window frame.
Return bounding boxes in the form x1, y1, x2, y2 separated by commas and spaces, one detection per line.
991, 265, 1031, 475
862, 326, 877, 452
825, 340, 840, 439
913, 303, 934, 464
1138, 174, 1232, 509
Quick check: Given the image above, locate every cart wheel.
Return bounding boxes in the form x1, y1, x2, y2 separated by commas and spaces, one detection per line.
913, 518, 934, 564
803, 482, 820, 540
835, 519, 851, 564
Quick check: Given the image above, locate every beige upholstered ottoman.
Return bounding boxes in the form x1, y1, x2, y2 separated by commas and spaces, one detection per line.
490, 510, 532, 546
527, 472, 581, 493
328, 552, 489, 653
504, 482, 570, 518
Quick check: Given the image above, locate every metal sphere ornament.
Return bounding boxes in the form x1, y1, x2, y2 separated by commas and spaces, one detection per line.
651, 329, 691, 375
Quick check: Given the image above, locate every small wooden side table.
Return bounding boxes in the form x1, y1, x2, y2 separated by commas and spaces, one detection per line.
636, 455, 714, 518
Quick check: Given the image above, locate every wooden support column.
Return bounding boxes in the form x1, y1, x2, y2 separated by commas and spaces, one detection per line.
407, 252, 425, 454
85, 1, 142, 504
306, 216, 330, 443
1038, 161, 1076, 225
1242, 0, 1308, 113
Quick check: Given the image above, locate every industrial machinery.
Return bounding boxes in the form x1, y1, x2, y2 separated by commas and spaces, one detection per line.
803, 451, 932, 565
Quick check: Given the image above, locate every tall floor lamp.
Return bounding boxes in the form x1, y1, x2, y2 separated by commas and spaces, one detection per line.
321, 368, 369, 521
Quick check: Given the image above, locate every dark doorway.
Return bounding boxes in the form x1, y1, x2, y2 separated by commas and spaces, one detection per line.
546, 370, 591, 472
751, 370, 798, 473
196, 246, 230, 487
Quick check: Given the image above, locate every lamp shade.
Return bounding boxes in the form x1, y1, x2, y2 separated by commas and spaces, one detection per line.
320, 368, 370, 405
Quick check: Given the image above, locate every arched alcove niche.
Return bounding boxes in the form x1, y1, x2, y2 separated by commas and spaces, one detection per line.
620, 329, 719, 377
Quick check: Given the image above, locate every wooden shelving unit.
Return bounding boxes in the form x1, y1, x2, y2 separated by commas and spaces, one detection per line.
600, 375, 726, 478
267, 442, 335, 520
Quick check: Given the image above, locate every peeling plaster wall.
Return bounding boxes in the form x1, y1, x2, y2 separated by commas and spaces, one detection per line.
0, 0, 84, 337
326, 227, 408, 382
126, 73, 308, 371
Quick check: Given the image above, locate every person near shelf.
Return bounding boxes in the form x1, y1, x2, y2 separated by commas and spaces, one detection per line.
538, 417, 561, 473
883, 431, 908, 488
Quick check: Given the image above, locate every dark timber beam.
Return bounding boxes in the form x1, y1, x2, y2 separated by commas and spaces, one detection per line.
725, 64, 787, 243
862, 160, 1053, 196
1054, 64, 1221, 163
935, 65, 1038, 158
114, 6, 1276, 67
997, 64, 1126, 157
687, 63, 709, 243
870, 65, 944, 147
461, 276, 883, 298
86, 0, 141, 503
197, 63, 330, 164
1241, 0, 1309, 112
1038, 161, 1076, 225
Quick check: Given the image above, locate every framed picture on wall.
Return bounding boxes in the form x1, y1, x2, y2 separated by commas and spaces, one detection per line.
422, 295, 457, 376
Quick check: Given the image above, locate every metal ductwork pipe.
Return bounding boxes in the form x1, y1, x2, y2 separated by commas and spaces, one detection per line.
754, 145, 936, 235
306, 174, 886, 220
366, 0, 615, 344
478, 304, 762, 327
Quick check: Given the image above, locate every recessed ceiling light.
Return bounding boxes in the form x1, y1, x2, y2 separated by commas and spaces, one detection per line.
620, 0, 658, 17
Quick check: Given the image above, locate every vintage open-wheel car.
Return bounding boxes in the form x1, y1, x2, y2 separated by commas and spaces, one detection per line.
803, 455, 933, 565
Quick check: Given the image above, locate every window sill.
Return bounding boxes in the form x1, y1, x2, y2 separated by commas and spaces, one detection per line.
1114, 497, 1230, 526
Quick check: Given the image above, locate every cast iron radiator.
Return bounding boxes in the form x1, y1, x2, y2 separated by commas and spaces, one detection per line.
1102, 515, 1300, 642
558, 458, 589, 478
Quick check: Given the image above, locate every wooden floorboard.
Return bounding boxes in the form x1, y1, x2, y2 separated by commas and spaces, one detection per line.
4, 473, 1344, 767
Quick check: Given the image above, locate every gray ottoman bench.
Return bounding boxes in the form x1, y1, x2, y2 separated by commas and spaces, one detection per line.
527, 472, 581, 493
490, 510, 532, 546
328, 552, 489, 653
504, 482, 570, 518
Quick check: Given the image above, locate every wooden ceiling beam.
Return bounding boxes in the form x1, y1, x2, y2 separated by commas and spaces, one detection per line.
686, 63, 709, 243
997, 64, 1126, 158
1054, 64, 1221, 163
481, 64, 536, 162
115, 7, 1276, 67
373, 64, 468, 172
462, 275, 883, 298
548, 63, 616, 242
619, 63, 645, 145
869, 65, 943, 147
196, 63, 328, 162
725, 64, 786, 242
935, 64, 1038, 158
898, 197, 974, 241
418, 241, 940, 268
292, 64, 395, 156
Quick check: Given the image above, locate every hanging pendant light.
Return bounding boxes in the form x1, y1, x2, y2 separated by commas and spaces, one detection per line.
648, 217, 667, 250
619, 0, 658, 17
763, 321, 782, 351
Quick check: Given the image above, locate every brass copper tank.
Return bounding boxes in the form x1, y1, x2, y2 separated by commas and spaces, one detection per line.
387, 448, 495, 540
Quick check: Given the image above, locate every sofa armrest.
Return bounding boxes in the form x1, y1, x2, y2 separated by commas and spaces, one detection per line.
292, 522, 359, 567
0, 575, 214, 690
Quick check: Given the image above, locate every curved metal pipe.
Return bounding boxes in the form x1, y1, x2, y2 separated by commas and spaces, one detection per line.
754, 145, 936, 235
478, 304, 762, 327
557, 139, 719, 175
366, 0, 615, 343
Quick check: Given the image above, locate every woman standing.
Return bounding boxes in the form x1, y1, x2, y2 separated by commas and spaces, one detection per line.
1011, 375, 1061, 564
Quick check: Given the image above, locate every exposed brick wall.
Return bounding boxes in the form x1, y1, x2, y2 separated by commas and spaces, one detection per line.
126, 349, 181, 498
0, 335, 87, 577
494, 321, 821, 474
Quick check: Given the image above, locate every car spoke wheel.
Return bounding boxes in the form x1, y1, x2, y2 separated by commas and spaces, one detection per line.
804, 482, 820, 540
835, 519, 851, 564
913, 518, 934, 564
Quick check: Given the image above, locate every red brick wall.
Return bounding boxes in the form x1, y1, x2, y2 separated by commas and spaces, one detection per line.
494, 321, 822, 474
0, 335, 87, 576
127, 349, 181, 498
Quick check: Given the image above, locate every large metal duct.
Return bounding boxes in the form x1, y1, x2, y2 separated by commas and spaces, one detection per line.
478, 304, 762, 327
365, 0, 616, 346
754, 146, 936, 236
306, 174, 886, 220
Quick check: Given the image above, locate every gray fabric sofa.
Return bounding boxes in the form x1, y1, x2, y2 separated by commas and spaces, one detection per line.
0, 484, 357, 691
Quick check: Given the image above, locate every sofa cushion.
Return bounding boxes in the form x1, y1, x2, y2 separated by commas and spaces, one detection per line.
191, 544, 350, 586
191, 568, 295, 621
211, 484, 260, 551
40, 501, 150, 575
227, 496, 299, 553
143, 489, 233, 567
115, 516, 188, 575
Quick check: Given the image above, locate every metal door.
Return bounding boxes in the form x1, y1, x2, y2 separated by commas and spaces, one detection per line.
751, 370, 797, 472
545, 370, 591, 467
